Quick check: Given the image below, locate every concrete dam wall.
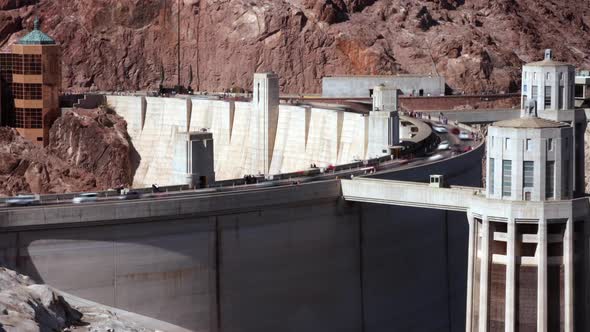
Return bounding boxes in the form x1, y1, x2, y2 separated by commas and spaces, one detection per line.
106, 95, 372, 187
0, 181, 468, 332
0, 120, 483, 331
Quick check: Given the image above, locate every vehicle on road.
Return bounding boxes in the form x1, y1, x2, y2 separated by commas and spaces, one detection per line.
427, 154, 444, 162
458, 131, 472, 140
118, 191, 141, 200
72, 193, 98, 204
432, 125, 448, 133
437, 140, 450, 150
6, 195, 40, 207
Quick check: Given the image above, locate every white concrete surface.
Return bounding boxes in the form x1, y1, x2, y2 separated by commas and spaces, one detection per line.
106, 93, 432, 186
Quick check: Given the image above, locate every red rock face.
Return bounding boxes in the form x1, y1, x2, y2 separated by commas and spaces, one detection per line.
0, 108, 133, 196
0, 0, 588, 94
48, 107, 135, 190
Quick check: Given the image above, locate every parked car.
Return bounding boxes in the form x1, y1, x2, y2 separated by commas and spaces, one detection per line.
458, 131, 472, 140
432, 125, 448, 133
72, 193, 98, 204
437, 140, 450, 150
119, 191, 141, 200
6, 195, 40, 207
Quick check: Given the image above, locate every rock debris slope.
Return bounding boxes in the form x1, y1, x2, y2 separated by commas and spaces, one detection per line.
0, 0, 588, 94
0, 267, 165, 332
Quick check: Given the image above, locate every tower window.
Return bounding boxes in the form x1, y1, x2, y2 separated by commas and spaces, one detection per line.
14, 108, 42, 128
544, 86, 551, 107
532, 85, 538, 102
523, 161, 534, 188
575, 85, 584, 98
564, 159, 570, 196
546, 72, 550, 80
526, 139, 532, 151
489, 158, 495, 194
546, 161, 555, 199
547, 138, 553, 151
558, 86, 564, 109
22, 54, 42, 75
502, 160, 512, 197
505, 138, 510, 150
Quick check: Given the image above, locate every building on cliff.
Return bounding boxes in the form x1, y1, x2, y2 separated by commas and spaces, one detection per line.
0, 18, 61, 146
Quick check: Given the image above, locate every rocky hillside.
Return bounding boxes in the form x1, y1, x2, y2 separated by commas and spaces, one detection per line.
0, 267, 164, 331
0, 107, 134, 196
1, 0, 589, 94
49, 107, 137, 189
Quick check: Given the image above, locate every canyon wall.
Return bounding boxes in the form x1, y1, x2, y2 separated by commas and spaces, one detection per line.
0, 0, 589, 94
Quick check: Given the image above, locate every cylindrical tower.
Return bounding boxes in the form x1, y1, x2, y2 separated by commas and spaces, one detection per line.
466, 93, 588, 332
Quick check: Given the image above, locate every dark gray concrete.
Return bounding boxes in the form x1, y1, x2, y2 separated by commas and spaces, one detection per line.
0, 144, 483, 331
360, 204, 468, 332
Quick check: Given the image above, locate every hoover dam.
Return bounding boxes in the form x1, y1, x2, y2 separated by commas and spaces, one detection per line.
2, 50, 590, 332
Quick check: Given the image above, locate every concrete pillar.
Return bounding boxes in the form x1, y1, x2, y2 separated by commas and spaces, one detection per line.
564, 218, 574, 331
465, 213, 476, 331
505, 219, 516, 332
252, 72, 279, 176
585, 219, 590, 330
585, 219, 590, 329
478, 217, 491, 332
368, 85, 400, 158
537, 219, 548, 332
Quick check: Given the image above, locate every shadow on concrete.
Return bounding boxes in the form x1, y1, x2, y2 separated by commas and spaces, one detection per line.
127, 135, 141, 183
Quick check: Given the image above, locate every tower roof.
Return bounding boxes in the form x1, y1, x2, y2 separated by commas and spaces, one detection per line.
17, 18, 56, 45
524, 49, 571, 67
493, 117, 567, 129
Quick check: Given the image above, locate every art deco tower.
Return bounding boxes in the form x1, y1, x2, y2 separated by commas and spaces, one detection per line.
466, 51, 588, 332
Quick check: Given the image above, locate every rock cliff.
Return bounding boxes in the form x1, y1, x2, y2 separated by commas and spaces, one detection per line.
48, 107, 136, 189
0, 0, 588, 94
0, 107, 134, 196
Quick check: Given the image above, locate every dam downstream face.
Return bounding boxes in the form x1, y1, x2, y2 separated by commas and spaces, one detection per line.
106, 95, 371, 187
2, 198, 468, 331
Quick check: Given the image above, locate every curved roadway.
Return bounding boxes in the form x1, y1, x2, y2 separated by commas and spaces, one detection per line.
0, 119, 480, 212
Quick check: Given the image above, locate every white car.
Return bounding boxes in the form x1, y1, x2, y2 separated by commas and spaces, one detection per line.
6, 195, 40, 207
72, 193, 98, 204
427, 154, 444, 161
437, 140, 450, 150
458, 131, 472, 140
432, 126, 448, 133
